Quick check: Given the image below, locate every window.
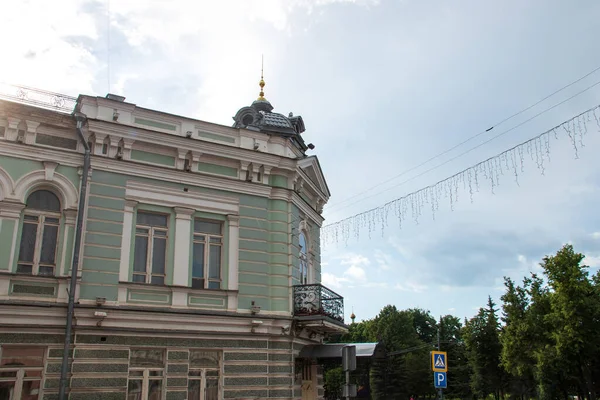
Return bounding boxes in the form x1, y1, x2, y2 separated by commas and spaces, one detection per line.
188, 351, 220, 400
17, 190, 61, 276
192, 220, 223, 290
127, 349, 165, 400
299, 232, 308, 285
133, 212, 168, 285
0, 347, 45, 400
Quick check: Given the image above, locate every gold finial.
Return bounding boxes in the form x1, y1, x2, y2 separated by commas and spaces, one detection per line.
257, 55, 266, 101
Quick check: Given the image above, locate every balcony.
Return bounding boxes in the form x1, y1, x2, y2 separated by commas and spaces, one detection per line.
293, 284, 345, 330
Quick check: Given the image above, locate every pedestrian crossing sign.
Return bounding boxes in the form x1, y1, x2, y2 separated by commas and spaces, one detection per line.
431, 351, 447, 372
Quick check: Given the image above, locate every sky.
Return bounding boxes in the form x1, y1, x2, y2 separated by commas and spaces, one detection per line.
2, 0, 600, 324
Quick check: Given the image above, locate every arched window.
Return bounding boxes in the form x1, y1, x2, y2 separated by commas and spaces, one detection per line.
299, 231, 309, 285
17, 190, 61, 276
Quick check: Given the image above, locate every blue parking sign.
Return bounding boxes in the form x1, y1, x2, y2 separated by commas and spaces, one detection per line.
434, 372, 447, 389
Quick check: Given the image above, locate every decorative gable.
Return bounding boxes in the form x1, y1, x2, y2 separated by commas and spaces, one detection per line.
298, 156, 330, 199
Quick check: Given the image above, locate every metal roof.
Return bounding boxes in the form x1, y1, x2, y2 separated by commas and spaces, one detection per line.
298, 342, 385, 359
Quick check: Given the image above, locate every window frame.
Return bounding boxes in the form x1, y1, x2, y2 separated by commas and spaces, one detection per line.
299, 231, 309, 285
127, 349, 166, 400
187, 350, 221, 400
16, 190, 62, 277
0, 346, 46, 400
133, 211, 169, 285
191, 219, 223, 290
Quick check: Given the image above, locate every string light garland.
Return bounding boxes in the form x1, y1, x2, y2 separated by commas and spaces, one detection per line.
321, 105, 600, 246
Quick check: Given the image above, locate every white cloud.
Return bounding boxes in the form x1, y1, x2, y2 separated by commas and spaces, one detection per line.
345, 265, 367, 280
339, 253, 370, 266
394, 281, 427, 293
584, 254, 600, 268
322, 272, 347, 289
374, 249, 393, 270
592, 232, 600, 239
0, 1, 99, 94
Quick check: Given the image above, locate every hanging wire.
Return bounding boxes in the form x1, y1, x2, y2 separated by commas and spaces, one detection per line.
322, 104, 600, 246
324, 65, 600, 211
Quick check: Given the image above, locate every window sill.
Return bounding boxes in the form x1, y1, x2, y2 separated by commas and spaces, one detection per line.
117, 281, 238, 311
118, 281, 238, 294
0, 271, 75, 282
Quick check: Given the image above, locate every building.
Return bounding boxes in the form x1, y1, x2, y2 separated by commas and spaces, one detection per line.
0, 80, 346, 400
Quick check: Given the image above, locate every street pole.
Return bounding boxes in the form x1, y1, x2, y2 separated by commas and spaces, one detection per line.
438, 315, 443, 400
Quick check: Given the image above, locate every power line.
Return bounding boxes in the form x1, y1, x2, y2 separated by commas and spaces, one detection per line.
322, 103, 600, 245
324, 64, 600, 211
325, 78, 600, 218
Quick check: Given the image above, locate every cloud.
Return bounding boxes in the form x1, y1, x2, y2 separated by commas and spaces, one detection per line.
373, 249, 393, 270
394, 281, 427, 293
322, 272, 346, 289
345, 265, 367, 280
592, 232, 600, 239
584, 254, 600, 268
0, 0, 98, 94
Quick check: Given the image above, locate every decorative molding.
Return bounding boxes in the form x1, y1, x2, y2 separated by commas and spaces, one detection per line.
12, 169, 79, 210
0, 141, 274, 198
0, 83, 77, 114
63, 208, 77, 225
174, 207, 195, 220
24, 120, 40, 145
124, 199, 138, 212
43, 161, 59, 181
0, 166, 15, 201
125, 180, 239, 215
0, 200, 25, 219
88, 119, 289, 170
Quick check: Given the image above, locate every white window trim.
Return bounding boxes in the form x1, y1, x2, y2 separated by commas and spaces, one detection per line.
188, 367, 221, 400
119, 181, 240, 310
192, 220, 224, 290
17, 210, 61, 276
298, 220, 313, 284
133, 215, 169, 285
0, 347, 46, 399
127, 368, 165, 400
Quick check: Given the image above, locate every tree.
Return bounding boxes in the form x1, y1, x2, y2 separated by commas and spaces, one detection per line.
500, 277, 537, 399
538, 244, 600, 400
440, 315, 472, 400
464, 297, 505, 400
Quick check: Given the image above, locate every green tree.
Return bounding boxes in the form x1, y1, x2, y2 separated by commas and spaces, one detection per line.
538, 244, 599, 400
500, 276, 537, 399
464, 296, 505, 400
440, 315, 472, 399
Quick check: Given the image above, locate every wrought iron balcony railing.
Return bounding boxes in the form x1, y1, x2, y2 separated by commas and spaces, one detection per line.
293, 284, 344, 323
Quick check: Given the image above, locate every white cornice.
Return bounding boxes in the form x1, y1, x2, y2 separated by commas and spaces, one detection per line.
126, 180, 239, 214
88, 119, 295, 169
0, 142, 270, 198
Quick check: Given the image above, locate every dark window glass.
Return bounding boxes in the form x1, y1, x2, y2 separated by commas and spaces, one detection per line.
133, 236, 148, 273
194, 220, 221, 235
26, 190, 60, 211
137, 212, 168, 227
18, 223, 37, 263
40, 224, 58, 264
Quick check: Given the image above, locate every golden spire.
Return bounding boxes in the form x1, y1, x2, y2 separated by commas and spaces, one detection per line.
257, 55, 266, 101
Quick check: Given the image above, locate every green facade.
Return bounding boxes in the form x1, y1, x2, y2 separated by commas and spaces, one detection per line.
0, 155, 329, 314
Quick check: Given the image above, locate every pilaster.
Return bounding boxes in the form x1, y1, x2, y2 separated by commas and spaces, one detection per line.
173, 207, 194, 287
227, 214, 240, 312
119, 200, 138, 282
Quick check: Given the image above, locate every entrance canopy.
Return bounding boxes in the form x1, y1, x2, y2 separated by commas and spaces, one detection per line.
299, 342, 385, 360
